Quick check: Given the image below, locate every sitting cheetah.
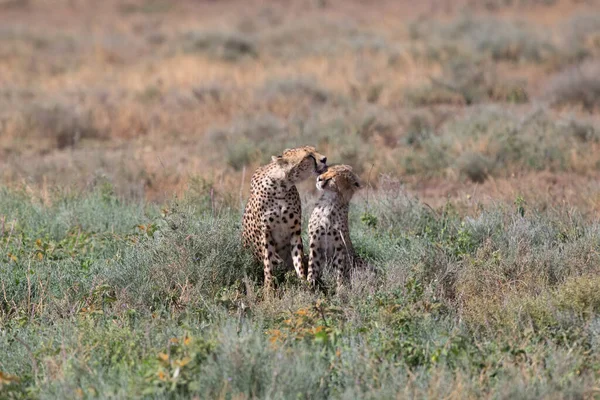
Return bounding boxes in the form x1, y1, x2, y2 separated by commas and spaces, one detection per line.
307, 164, 365, 287
242, 146, 328, 288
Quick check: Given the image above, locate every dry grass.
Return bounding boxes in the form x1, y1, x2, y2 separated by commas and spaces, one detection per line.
0, 0, 599, 211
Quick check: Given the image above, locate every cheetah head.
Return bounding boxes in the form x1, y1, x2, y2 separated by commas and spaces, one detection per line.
316, 164, 361, 202
271, 146, 328, 183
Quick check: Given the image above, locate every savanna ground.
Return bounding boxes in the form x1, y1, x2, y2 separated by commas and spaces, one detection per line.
2, 0, 600, 398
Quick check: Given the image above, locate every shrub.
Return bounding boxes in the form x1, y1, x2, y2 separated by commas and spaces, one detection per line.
258, 77, 330, 104
207, 107, 380, 173
404, 59, 529, 105
118, 0, 172, 14
397, 106, 600, 178
545, 60, 600, 111
562, 13, 600, 60
299, 112, 376, 174
191, 83, 225, 103
107, 206, 257, 311
404, 84, 464, 106
410, 15, 556, 64
182, 30, 258, 61
0, 0, 30, 10
465, 18, 555, 63
21, 101, 101, 149
208, 114, 287, 170
355, 106, 399, 147
478, 0, 557, 10
403, 113, 434, 149
457, 152, 493, 183
259, 18, 392, 59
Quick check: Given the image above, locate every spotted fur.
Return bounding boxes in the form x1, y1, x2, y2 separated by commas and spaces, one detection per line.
307, 164, 365, 287
242, 146, 328, 289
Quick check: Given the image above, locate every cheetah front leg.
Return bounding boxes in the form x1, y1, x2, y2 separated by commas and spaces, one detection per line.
290, 228, 306, 280
307, 233, 322, 287
262, 228, 280, 290
333, 251, 350, 288
336, 230, 354, 287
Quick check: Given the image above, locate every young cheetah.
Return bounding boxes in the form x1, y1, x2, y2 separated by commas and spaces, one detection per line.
242, 146, 328, 289
308, 164, 364, 287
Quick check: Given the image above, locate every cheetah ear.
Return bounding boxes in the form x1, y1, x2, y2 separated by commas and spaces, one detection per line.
272, 155, 288, 165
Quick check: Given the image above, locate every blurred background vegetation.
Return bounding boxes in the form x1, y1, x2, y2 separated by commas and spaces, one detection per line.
0, 0, 599, 210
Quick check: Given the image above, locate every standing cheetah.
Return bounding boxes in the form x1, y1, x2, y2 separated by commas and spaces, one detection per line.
307, 164, 364, 287
242, 146, 328, 288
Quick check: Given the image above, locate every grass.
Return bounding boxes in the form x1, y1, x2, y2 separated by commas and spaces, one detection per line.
2, 2, 600, 396
1, 181, 600, 398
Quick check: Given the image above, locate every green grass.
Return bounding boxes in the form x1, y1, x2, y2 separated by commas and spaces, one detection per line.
1, 183, 600, 398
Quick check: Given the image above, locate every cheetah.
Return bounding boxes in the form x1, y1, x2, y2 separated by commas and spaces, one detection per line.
307, 164, 365, 287
242, 146, 328, 288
